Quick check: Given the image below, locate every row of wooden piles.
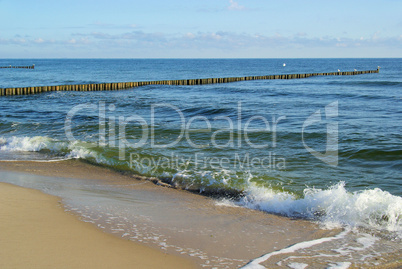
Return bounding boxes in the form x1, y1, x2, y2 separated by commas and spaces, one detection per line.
0, 65, 35, 69
0, 69, 379, 96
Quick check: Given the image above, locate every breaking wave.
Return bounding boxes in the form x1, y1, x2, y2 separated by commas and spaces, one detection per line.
1, 135, 401, 236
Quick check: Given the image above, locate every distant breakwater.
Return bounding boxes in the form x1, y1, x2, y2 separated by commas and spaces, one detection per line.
0, 68, 379, 96
0, 65, 35, 69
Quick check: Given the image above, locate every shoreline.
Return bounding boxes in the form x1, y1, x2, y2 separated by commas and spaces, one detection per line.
1, 160, 400, 268
0, 181, 196, 269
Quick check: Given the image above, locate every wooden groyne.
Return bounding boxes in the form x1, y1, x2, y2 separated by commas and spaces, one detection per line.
0, 68, 379, 96
0, 64, 35, 69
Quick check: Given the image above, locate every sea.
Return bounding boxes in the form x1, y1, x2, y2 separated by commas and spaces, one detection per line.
0, 58, 401, 268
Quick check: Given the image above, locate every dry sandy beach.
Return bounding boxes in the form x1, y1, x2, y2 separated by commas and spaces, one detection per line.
0, 181, 196, 269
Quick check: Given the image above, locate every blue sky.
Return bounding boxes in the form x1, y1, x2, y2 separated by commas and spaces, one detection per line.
0, 0, 401, 58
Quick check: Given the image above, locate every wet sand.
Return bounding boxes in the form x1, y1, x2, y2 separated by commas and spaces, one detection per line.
0, 182, 196, 269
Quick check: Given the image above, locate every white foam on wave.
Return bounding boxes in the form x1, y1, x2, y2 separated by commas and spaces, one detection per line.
331, 232, 378, 256
170, 168, 401, 234
0, 135, 100, 161
241, 229, 350, 269
225, 181, 401, 234
326, 262, 352, 269
287, 262, 308, 269
171, 168, 238, 192
0, 136, 56, 152
65, 140, 99, 159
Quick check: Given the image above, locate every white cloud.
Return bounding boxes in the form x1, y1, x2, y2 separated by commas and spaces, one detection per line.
0, 37, 26, 45
34, 38, 44, 44
336, 43, 347, 47
185, 33, 196, 39
228, 0, 245, 11
1, 30, 401, 57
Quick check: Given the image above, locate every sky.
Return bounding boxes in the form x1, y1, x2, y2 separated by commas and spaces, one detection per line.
0, 0, 401, 58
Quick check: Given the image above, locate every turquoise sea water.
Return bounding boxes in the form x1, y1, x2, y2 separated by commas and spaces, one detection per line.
0, 59, 401, 235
